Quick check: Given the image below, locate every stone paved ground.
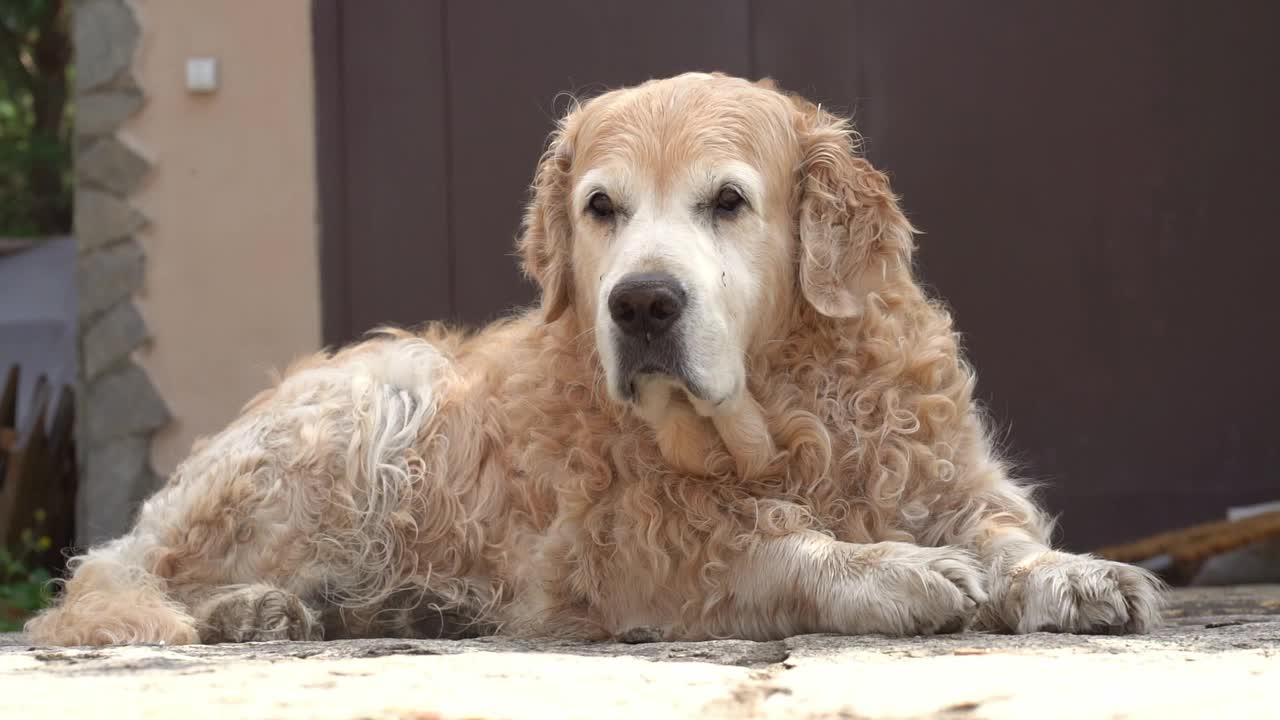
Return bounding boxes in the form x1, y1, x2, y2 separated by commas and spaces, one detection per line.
2, 586, 1277, 719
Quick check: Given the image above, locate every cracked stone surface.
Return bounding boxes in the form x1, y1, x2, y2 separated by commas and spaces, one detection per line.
2, 586, 1277, 719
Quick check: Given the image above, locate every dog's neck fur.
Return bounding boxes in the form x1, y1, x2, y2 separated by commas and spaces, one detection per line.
611, 299, 832, 481
536, 299, 847, 483
442, 275, 970, 547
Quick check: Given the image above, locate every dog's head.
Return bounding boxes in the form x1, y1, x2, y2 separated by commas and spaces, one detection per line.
519, 73, 915, 423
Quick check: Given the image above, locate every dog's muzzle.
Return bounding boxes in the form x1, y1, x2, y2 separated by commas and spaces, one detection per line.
608, 272, 698, 400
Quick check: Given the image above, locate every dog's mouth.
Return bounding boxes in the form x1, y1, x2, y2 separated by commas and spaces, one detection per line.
613, 333, 705, 403
625, 368, 705, 402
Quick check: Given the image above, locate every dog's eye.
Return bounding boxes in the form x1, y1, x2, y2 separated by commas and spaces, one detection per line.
715, 187, 746, 215
587, 192, 615, 219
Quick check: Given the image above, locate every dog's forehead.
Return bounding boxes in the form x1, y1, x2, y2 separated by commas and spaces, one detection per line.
570, 78, 797, 183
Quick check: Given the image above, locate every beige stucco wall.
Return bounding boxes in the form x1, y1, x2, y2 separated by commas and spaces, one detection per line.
127, 0, 321, 475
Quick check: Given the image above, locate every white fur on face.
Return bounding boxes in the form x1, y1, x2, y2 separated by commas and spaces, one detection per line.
574, 161, 780, 417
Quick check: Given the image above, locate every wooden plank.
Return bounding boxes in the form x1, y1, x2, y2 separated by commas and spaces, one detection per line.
311, 0, 351, 347
1097, 511, 1280, 563
0, 366, 17, 490
0, 365, 16, 429
43, 386, 77, 560
0, 237, 36, 256
342, 1, 452, 341
312, 0, 454, 346
314, 1, 1280, 550
0, 376, 49, 545
754, 1, 1280, 549
0, 377, 76, 566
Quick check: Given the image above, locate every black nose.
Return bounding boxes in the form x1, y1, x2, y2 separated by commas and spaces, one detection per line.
608, 272, 687, 339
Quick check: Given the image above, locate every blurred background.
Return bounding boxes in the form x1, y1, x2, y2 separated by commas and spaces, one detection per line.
1, 1, 1277, 628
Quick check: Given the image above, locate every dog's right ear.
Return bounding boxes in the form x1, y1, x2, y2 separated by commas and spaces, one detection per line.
518, 124, 576, 323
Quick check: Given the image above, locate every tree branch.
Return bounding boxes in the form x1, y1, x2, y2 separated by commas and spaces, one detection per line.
0, 16, 36, 94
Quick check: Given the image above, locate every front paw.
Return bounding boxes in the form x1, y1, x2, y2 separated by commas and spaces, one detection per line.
841, 543, 989, 636
990, 552, 1165, 634
196, 585, 322, 643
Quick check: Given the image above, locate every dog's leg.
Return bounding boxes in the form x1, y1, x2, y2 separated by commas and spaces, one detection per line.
971, 524, 1164, 634
193, 584, 322, 643
321, 581, 500, 640
944, 470, 1165, 634
699, 530, 986, 640
26, 449, 330, 647
23, 536, 201, 646
29, 335, 478, 646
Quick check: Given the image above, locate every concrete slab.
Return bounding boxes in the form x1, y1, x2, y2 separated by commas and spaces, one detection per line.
2, 586, 1277, 719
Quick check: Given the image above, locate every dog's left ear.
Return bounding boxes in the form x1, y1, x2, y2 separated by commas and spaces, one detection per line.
518, 124, 576, 322
793, 99, 916, 318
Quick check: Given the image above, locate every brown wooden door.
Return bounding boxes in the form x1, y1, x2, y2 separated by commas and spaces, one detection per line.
314, 0, 752, 337
312, 0, 1280, 550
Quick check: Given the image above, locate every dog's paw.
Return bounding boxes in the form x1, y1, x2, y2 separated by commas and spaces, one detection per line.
838, 543, 988, 636
905, 545, 989, 635
196, 585, 322, 643
992, 552, 1165, 634
614, 626, 667, 644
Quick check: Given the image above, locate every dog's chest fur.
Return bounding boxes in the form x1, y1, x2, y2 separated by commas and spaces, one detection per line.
432, 300, 979, 628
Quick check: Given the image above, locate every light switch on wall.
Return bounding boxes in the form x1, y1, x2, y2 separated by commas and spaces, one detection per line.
186, 57, 219, 93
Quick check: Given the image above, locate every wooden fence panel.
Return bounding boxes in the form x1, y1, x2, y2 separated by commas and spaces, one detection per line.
312, 1, 1280, 548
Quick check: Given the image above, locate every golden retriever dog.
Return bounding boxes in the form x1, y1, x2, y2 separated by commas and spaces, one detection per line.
29, 73, 1162, 646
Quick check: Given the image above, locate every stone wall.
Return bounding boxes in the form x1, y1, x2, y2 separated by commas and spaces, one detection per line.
72, 0, 168, 545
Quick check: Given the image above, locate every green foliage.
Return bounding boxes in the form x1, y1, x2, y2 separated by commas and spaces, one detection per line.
0, 509, 54, 631
0, 0, 72, 237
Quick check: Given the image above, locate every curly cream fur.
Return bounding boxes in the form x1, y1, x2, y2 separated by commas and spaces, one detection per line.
28, 73, 1162, 646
